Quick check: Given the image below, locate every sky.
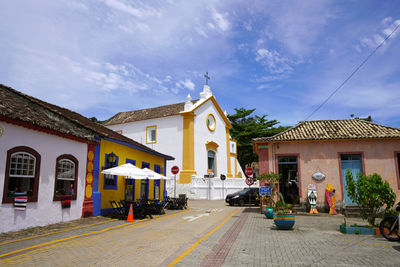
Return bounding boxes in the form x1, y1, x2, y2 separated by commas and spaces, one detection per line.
1, 0, 400, 128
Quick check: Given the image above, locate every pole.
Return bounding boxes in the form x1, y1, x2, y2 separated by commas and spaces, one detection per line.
208, 177, 211, 200
222, 179, 224, 200
174, 174, 176, 198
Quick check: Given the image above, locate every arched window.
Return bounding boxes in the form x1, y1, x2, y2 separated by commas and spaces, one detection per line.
207, 150, 216, 176
54, 155, 78, 201
2, 146, 41, 203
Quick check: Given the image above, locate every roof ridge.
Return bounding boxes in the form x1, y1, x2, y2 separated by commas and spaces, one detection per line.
117, 99, 199, 115
3, 84, 98, 136
1, 84, 96, 137
253, 118, 400, 142
355, 118, 400, 131
255, 120, 306, 141
1, 84, 174, 159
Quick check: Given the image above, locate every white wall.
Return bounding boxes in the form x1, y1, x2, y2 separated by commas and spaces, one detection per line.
0, 122, 88, 233
106, 97, 237, 182
107, 115, 183, 177
193, 100, 228, 178
166, 177, 259, 200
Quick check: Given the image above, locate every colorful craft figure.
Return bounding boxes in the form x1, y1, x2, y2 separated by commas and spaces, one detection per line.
325, 183, 337, 215
307, 184, 318, 214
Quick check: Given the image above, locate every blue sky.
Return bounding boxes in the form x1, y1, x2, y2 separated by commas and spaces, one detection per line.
1, 0, 400, 128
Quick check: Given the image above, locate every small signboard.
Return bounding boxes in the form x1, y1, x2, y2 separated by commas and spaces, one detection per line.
259, 186, 271, 196
171, 166, 179, 175
245, 167, 253, 176
245, 177, 254, 186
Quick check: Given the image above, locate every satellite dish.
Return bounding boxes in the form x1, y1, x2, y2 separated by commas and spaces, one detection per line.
312, 172, 326, 181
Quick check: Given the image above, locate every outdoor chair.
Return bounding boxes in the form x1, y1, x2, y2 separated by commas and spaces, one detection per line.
109, 200, 126, 220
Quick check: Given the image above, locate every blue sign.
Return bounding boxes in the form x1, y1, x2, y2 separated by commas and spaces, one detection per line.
259, 186, 271, 196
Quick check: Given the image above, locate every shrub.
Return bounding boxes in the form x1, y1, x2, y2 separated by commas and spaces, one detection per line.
257, 172, 281, 206
345, 170, 396, 226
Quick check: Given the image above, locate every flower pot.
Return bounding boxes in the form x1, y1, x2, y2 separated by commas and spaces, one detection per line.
339, 225, 376, 235
264, 208, 274, 219
273, 213, 295, 230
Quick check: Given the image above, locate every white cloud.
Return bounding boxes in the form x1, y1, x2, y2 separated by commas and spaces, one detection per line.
255, 48, 293, 74
102, 0, 160, 18
211, 8, 230, 31
243, 21, 252, 31
358, 17, 400, 51
176, 79, 195, 91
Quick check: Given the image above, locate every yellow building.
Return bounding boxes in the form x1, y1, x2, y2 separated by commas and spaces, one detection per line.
92, 135, 173, 216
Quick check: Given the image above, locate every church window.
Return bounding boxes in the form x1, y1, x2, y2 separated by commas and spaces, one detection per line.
146, 126, 157, 144
206, 114, 216, 132
207, 150, 216, 176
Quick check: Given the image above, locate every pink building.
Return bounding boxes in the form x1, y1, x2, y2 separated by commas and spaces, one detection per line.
253, 119, 400, 211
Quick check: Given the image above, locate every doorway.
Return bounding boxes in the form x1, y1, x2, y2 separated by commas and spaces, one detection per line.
278, 156, 299, 204
340, 154, 363, 205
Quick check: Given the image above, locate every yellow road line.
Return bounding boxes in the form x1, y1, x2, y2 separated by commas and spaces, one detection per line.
0, 218, 117, 246
168, 208, 241, 267
0, 208, 190, 261
335, 238, 393, 248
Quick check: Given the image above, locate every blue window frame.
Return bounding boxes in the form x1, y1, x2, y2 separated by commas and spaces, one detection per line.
154, 180, 160, 200
125, 178, 135, 202
163, 179, 167, 200
140, 179, 149, 200
154, 164, 161, 174
142, 162, 150, 169
104, 154, 118, 190
126, 158, 136, 166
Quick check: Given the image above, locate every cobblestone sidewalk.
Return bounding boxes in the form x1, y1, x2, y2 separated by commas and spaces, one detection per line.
179, 207, 400, 266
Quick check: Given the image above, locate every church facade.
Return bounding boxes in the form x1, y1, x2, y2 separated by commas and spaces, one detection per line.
104, 85, 243, 185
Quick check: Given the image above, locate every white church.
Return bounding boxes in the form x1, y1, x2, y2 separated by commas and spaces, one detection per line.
104, 83, 247, 199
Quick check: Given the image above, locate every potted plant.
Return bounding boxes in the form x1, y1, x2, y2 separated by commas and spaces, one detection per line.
273, 192, 296, 230
257, 172, 280, 217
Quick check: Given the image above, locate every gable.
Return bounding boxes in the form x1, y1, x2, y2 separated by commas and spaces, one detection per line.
254, 119, 400, 142
181, 96, 232, 129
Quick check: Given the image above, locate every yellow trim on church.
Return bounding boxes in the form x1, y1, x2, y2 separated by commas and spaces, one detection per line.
226, 126, 233, 178
180, 112, 196, 184
205, 141, 219, 151
206, 113, 216, 131
190, 96, 232, 129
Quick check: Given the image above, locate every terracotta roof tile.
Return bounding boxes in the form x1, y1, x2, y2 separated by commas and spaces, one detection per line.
0, 84, 174, 160
253, 119, 400, 142
104, 100, 198, 126
0, 84, 95, 141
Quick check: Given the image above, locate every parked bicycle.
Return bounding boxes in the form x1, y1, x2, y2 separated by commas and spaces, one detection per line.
379, 201, 400, 241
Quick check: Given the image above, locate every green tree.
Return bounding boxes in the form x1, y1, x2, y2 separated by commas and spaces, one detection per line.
227, 108, 289, 170
345, 170, 396, 226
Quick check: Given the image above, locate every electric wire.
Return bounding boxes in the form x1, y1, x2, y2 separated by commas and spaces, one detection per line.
304, 21, 400, 121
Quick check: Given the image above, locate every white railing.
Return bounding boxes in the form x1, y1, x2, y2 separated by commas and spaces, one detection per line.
166, 177, 259, 200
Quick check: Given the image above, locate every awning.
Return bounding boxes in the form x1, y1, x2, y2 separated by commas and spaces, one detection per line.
101, 163, 148, 179
142, 168, 169, 180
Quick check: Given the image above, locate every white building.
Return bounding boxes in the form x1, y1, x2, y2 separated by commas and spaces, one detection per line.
105, 84, 245, 197
0, 85, 93, 233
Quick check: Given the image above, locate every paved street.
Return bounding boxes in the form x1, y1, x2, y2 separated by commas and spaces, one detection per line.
1, 200, 400, 266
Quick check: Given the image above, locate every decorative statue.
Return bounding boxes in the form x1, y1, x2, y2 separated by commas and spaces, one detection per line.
325, 183, 337, 215
307, 184, 318, 214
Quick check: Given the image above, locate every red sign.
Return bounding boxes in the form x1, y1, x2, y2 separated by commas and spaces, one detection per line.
171, 166, 179, 175
245, 177, 254, 186
245, 167, 253, 176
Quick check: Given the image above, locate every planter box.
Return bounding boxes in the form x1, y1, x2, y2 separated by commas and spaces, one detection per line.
273, 213, 295, 230
339, 225, 376, 235
264, 208, 273, 219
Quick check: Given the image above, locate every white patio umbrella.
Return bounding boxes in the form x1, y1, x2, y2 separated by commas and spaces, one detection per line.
101, 163, 148, 179
142, 168, 169, 180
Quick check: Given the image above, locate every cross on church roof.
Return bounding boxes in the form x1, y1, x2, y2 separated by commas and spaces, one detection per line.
204, 71, 210, 85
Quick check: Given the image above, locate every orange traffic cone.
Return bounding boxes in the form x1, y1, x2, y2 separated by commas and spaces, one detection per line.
126, 204, 135, 222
